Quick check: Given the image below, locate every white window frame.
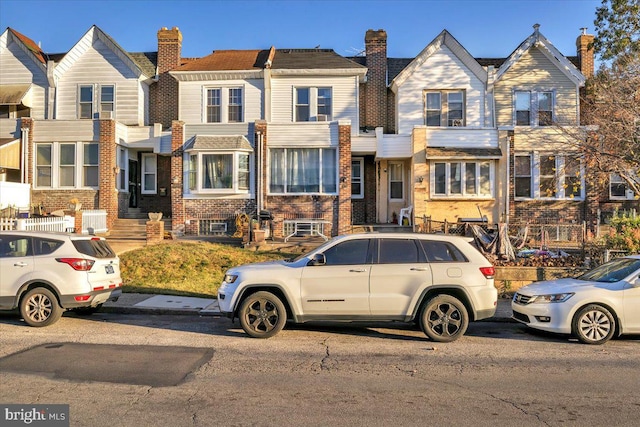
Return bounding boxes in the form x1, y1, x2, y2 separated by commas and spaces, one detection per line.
514, 152, 584, 200
423, 90, 465, 127
389, 161, 404, 202
293, 87, 333, 122
206, 88, 221, 123
202, 86, 245, 123
34, 142, 99, 189
58, 143, 76, 188
430, 161, 494, 199
268, 147, 338, 195
83, 142, 99, 188
514, 89, 556, 127
351, 157, 364, 199
100, 85, 115, 118
117, 147, 128, 191
141, 153, 157, 195
609, 173, 634, 200
186, 151, 252, 195
78, 85, 94, 119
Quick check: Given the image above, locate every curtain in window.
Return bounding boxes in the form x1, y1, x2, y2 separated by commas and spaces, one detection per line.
203, 154, 232, 189
288, 149, 319, 193
322, 149, 336, 193
270, 149, 285, 193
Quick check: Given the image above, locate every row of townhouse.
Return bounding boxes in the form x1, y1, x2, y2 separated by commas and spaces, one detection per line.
0, 24, 636, 239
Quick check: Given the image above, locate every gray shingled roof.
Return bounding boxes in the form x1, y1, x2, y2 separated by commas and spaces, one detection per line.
273, 49, 366, 70
184, 135, 253, 151
129, 52, 158, 77
426, 147, 503, 158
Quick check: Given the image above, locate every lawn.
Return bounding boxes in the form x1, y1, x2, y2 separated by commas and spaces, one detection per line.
118, 241, 295, 298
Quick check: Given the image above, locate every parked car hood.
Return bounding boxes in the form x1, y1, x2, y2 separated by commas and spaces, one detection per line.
518, 278, 608, 295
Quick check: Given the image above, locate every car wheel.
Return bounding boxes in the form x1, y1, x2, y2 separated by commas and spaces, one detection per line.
238, 291, 287, 338
72, 304, 103, 316
572, 304, 616, 345
20, 287, 63, 327
420, 295, 469, 342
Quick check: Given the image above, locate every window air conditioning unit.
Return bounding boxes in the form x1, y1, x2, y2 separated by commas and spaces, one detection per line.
316, 114, 328, 122
451, 119, 463, 127
626, 189, 635, 200
100, 111, 113, 119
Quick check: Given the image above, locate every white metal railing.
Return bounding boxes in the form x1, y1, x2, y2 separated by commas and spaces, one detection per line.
81, 210, 107, 234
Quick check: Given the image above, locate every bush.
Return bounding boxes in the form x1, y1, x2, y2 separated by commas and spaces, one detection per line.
606, 214, 640, 253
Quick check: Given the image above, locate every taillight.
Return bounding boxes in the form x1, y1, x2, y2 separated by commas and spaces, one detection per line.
56, 258, 95, 271
480, 266, 495, 279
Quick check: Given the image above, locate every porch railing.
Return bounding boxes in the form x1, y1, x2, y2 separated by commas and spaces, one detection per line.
81, 210, 107, 234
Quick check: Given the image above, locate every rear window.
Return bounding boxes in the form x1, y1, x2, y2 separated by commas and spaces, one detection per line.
72, 239, 116, 259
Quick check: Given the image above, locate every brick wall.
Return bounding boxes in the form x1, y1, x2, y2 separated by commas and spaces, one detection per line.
337, 122, 352, 234
170, 120, 185, 231
183, 199, 256, 235
156, 27, 182, 129
138, 155, 172, 216
576, 31, 595, 79
98, 119, 118, 229
364, 29, 387, 132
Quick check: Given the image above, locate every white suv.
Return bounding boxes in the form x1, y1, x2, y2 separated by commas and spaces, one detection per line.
219, 233, 497, 341
0, 231, 122, 326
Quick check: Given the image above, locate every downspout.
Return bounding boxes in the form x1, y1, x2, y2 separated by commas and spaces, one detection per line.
256, 131, 263, 215
21, 127, 28, 184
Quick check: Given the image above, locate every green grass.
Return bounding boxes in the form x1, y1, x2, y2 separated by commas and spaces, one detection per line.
119, 241, 295, 297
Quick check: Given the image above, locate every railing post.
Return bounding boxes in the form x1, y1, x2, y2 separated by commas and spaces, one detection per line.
16, 219, 26, 231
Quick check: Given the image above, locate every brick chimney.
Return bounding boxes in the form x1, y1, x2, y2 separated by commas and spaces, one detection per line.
365, 29, 387, 131
576, 27, 594, 78
155, 27, 182, 129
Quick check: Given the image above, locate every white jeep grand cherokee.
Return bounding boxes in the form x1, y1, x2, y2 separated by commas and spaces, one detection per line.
219, 233, 497, 341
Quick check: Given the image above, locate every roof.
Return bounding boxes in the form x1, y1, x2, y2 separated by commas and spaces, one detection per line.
0, 84, 31, 105
184, 135, 253, 151
174, 50, 271, 72
272, 49, 366, 70
426, 147, 503, 159
128, 52, 158, 77
8, 28, 45, 64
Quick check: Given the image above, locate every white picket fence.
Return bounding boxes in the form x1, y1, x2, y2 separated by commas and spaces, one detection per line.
0, 210, 107, 234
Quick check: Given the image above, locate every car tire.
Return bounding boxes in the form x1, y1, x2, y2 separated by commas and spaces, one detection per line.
238, 291, 287, 338
420, 295, 469, 342
572, 304, 616, 345
20, 287, 63, 327
72, 304, 103, 316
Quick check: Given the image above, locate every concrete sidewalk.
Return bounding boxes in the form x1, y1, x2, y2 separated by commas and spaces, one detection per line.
102, 293, 514, 322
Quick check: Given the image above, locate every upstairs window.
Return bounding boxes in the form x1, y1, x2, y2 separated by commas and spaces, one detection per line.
228, 88, 243, 122
424, 90, 465, 126
79, 85, 94, 119
203, 86, 244, 123
207, 88, 221, 123
100, 85, 115, 117
294, 87, 332, 122
514, 90, 555, 127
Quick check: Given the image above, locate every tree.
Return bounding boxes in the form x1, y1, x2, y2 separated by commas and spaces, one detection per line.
593, 0, 640, 62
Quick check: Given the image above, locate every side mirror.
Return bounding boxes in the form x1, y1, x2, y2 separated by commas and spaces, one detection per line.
308, 253, 326, 266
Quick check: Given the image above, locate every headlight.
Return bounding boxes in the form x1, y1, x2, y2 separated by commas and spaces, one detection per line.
223, 274, 238, 284
531, 293, 574, 303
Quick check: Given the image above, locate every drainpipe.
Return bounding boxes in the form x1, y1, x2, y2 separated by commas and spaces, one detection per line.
21, 127, 28, 184
256, 131, 263, 215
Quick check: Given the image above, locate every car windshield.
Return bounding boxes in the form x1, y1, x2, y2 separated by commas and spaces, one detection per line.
577, 258, 640, 283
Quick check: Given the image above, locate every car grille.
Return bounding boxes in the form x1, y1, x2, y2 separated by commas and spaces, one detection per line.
513, 293, 533, 305
512, 311, 530, 323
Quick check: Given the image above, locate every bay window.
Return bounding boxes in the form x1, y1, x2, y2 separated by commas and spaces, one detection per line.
187, 151, 251, 194
34, 142, 99, 189
432, 161, 493, 198
269, 147, 337, 194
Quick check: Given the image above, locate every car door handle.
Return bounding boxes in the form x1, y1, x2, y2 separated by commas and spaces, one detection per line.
349, 269, 367, 273
13, 262, 28, 267
410, 267, 429, 271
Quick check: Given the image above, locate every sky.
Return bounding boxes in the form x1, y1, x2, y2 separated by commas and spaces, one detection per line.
0, 0, 603, 61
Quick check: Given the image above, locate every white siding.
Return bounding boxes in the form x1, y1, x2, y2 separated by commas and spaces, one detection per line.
425, 128, 498, 148
396, 46, 485, 135
32, 120, 97, 142
0, 40, 48, 119
267, 122, 337, 147
55, 39, 144, 125
377, 134, 412, 159
184, 123, 254, 143
270, 75, 359, 132
178, 79, 264, 124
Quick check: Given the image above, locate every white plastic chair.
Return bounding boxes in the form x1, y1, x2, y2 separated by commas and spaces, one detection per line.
399, 205, 413, 226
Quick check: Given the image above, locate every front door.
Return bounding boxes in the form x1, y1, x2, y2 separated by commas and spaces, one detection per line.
128, 159, 139, 208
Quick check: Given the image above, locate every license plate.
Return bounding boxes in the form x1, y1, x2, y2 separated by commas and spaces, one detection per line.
105, 265, 114, 274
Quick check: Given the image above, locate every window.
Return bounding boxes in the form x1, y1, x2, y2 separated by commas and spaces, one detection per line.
515, 155, 532, 198
100, 85, 114, 116
419, 240, 468, 263
609, 174, 633, 200
424, 90, 464, 127
515, 153, 584, 199
207, 88, 221, 123
228, 88, 243, 122
79, 85, 93, 119
378, 239, 420, 264
36, 144, 52, 187
294, 87, 332, 122
141, 153, 157, 194
323, 239, 370, 265
59, 144, 76, 187
117, 148, 127, 190
83, 143, 99, 187
269, 148, 337, 194
203, 86, 244, 123
515, 90, 555, 126
351, 158, 364, 199
187, 151, 251, 194
432, 161, 493, 198
515, 91, 531, 125
389, 162, 404, 200
35, 142, 99, 189
0, 106, 9, 118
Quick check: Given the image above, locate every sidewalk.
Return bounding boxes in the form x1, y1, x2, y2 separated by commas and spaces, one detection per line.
102, 293, 514, 322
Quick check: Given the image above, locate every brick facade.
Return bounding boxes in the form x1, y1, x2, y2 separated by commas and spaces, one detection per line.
170, 120, 185, 231
576, 31, 595, 79
98, 119, 118, 230
155, 27, 182, 129
337, 122, 352, 235
364, 29, 387, 132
